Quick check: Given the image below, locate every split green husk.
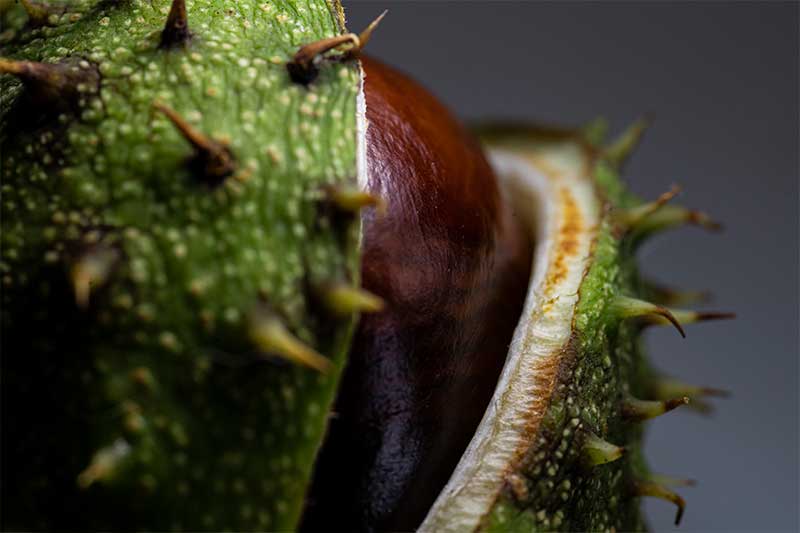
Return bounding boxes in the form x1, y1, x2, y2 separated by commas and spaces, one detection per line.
2, 1, 361, 530
0, 1, 728, 531
416, 122, 728, 532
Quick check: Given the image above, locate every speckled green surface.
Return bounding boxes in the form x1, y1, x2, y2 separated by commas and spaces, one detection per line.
482, 133, 672, 532
1, 0, 360, 530
1, 1, 717, 530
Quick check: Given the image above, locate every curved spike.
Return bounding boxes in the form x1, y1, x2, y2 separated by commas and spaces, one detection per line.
287, 11, 387, 85
324, 184, 387, 216
632, 204, 722, 243
669, 309, 736, 324
0, 57, 40, 78
582, 432, 625, 467
632, 480, 686, 526
640, 308, 734, 333
71, 245, 120, 309
605, 115, 652, 168
621, 395, 689, 422
287, 33, 359, 85
77, 438, 131, 489
153, 101, 217, 153
652, 376, 730, 415
2, 57, 53, 81
248, 304, 333, 373
642, 278, 712, 307
153, 101, 236, 186
0, 57, 98, 106
160, 0, 191, 48
615, 185, 681, 228
653, 376, 730, 400
640, 309, 735, 333
319, 282, 385, 316
355, 10, 388, 52
610, 295, 686, 338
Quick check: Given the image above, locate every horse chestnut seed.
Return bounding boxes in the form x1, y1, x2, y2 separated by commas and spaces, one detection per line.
0, 3, 733, 531
303, 57, 533, 531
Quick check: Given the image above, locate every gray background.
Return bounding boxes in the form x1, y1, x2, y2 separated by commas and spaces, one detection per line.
345, 1, 799, 531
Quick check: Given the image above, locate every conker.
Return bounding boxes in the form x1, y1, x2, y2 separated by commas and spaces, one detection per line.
303, 57, 533, 532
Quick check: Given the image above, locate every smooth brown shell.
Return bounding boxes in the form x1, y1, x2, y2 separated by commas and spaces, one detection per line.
303, 57, 533, 532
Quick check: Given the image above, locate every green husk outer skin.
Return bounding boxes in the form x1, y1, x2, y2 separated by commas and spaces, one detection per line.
1, 1, 359, 530
482, 134, 659, 532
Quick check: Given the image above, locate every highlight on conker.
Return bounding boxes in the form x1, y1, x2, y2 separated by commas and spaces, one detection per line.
0, 1, 734, 531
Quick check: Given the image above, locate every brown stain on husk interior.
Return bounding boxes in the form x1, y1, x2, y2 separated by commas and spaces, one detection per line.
481, 141, 603, 528
541, 186, 584, 314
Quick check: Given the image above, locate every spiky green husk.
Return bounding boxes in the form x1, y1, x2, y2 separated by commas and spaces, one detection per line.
1, 1, 360, 530
475, 128, 710, 532
485, 208, 652, 532
1, 2, 726, 531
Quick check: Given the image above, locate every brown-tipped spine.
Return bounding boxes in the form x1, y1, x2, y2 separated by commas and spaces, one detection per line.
318, 282, 385, 316
652, 376, 730, 414
153, 102, 236, 186
352, 10, 387, 55
287, 34, 358, 85
621, 395, 689, 422
615, 184, 681, 229
160, 0, 191, 48
0, 57, 99, 111
324, 184, 387, 216
287, 11, 386, 85
653, 376, 730, 400
668, 309, 736, 325
247, 303, 333, 373
640, 308, 735, 334
611, 295, 687, 337
632, 480, 686, 526
630, 204, 723, 246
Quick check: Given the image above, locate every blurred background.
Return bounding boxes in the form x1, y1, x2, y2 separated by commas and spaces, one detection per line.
346, 2, 798, 531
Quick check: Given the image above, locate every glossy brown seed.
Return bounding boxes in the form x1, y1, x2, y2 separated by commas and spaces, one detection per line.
303, 57, 533, 532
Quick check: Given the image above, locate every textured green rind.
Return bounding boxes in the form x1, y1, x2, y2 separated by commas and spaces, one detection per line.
1, 1, 359, 530
480, 129, 658, 532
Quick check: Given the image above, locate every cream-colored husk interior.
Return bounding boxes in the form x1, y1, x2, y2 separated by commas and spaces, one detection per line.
418, 143, 601, 532
355, 65, 368, 192
356, 66, 601, 531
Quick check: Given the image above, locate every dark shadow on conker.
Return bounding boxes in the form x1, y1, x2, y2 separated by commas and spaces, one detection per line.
301, 57, 533, 533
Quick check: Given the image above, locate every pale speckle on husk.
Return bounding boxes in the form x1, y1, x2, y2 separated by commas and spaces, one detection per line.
421, 124, 722, 532
1, 0, 360, 530
0, 2, 726, 531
